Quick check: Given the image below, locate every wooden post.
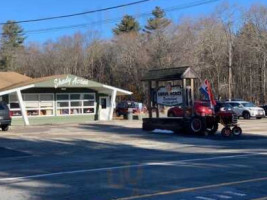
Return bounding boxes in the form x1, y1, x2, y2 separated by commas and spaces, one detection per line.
155, 81, 159, 118
183, 79, 187, 117
191, 79, 194, 116
148, 81, 152, 118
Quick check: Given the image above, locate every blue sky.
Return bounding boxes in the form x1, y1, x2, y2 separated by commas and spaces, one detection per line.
0, 0, 266, 44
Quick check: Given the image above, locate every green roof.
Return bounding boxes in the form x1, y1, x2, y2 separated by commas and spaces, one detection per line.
142, 66, 198, 81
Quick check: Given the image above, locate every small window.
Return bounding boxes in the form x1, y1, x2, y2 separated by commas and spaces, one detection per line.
57, 109, 69, 115
83, 108, 94, 113
84, 101, 94, 107
24, 94, 39, 101
10, 102, 20, 109
40, 109, 53, 116
70, 101, 82, 107
70, 108, 82, 114
70, 94, 81, 100
9, 94, 18, 102
57, 102, 69, 107
57, 94, 69, 100
83, 94, 95, 100
101, 98, 107, 109
40, 94, 53, 101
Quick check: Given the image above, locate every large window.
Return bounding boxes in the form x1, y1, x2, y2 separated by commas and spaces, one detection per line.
9, 92, 96, 117
56, 93, 95, 116
9, 93, 54, 117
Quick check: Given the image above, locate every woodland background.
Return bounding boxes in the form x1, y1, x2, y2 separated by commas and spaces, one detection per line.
1, 2, 267, 104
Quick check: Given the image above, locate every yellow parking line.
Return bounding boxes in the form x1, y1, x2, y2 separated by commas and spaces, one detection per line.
252, 197, 267, 200
116, 177, 267, 200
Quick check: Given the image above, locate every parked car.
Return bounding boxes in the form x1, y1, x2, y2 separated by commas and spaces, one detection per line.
227, 101, 265, 119
168, 100, 236, 118
167, 100, 213, 117
0, 102, 11, 131
215, 101, 235, 113
115, 101, 146, 117
260, 105, 267, 116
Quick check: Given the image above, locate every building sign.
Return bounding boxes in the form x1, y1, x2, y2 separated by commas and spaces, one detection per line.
156, 84, 183, 106
54, 76, 89, 88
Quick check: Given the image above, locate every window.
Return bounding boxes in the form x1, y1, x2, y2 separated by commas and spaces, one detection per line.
56, 93, 95, 116
83, 101, 94, 107
8, 93, 96, 117
9, 93, 54, 117
57, 102, 69, 107
57, 94, 69, 100
229, 103, 239, 107
24, 94, 39, 101
70, 94, 81, 100
101, 98, 107, 109
84, 94, 94, 100
71, 101, 82, 107
40, 94, 53, 101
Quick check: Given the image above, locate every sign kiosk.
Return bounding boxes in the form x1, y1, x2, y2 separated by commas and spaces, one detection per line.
142, 66, 242, 137
142, 66, 198, 133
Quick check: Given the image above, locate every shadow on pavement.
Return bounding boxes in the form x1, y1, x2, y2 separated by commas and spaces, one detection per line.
0, 122, 265, 200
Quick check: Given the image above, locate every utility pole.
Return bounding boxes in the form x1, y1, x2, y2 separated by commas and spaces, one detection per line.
228, 38, 233, 101
263, 53, 266, 104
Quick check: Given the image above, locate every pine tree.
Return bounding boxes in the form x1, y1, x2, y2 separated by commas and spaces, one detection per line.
113, 15, 140, 35
0, 20, 25, 71
145, 7, 170, 32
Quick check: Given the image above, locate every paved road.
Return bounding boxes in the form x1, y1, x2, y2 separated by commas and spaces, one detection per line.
0, 119, 266, 200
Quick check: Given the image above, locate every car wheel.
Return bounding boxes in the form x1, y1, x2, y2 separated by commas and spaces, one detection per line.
232, 126, 242, 137
1, 125, 9, 131
221, 127, 232, 137
243, 112, 250, 120
256, 117, 262, 120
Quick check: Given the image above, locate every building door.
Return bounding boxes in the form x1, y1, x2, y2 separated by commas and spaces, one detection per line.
99, 97, 110, 120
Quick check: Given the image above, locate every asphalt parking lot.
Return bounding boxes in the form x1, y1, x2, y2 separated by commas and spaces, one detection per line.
0, 118, 266, 200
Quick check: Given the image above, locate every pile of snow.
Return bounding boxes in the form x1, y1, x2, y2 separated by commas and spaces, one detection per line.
152, 129, 174, 134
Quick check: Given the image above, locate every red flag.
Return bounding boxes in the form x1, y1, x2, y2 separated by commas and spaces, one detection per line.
206, 80, 216, 106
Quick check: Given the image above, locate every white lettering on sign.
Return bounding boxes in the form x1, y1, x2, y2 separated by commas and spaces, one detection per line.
156, 85, 183, 106
54, 76, 89, 88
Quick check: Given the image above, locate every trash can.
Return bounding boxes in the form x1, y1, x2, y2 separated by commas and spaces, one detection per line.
127, 108, 133, 120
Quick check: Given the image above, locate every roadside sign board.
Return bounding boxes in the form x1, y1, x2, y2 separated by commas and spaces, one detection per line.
156, 85, 183, 106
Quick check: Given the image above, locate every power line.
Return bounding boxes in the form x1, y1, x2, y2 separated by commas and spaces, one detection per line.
24, 0, 220, 35
0, 0, 153, 25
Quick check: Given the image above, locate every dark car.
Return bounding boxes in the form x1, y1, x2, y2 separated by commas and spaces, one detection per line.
115, 101, 146, 117
214, 101, 234, 113
0, 102, 11, 131
260, 105, 267, 116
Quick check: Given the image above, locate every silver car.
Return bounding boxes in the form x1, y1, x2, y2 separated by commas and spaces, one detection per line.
227, 101, 265, 119
0, 102, 11, 131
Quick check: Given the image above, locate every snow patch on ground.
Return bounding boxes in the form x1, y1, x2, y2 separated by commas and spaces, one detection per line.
152, 129, 174, 134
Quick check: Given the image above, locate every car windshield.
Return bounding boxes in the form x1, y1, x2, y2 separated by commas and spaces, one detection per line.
224, 103, 233, 108
242, 102, 256, 107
